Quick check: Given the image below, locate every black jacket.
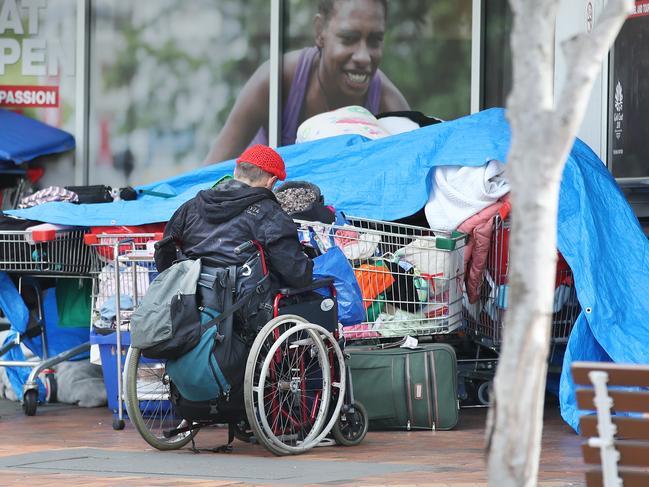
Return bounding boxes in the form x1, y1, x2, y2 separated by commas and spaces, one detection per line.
162, 179, 312, 289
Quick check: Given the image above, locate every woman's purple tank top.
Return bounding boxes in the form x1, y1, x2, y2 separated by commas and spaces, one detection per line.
251, 46, 382, 146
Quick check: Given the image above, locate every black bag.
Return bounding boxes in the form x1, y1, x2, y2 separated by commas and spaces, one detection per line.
234, 253, 274, 339
211, 265, 249, 399
376, 110, 442, 127
382, 261, 421, 313
65, 184, 113, 204
200, 253, 274, 342
154, 235, 181, 272
165, 265, 252, 404
169, 382, 244, 423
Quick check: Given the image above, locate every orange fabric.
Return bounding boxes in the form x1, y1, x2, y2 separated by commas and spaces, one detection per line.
354, 264, 395, 308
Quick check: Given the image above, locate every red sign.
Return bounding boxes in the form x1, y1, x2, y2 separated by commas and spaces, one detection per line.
0, 85, 59, 108
630, 0, 649, 18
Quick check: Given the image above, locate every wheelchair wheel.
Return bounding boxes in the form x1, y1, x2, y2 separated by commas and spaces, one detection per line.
244, 315, 344, 456
332, 401, 368, 446
124, 347, 197, 450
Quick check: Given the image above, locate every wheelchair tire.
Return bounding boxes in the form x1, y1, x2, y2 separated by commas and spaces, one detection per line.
332, 401, 368, 446
243, 315, 345, 456
124, 347, 197, 450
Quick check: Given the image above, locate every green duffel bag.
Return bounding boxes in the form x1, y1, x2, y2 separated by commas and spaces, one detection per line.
346, 343, 459, 431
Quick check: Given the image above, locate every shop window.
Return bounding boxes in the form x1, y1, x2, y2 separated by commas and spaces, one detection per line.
282, 0, 472, 131
608, 1, 649, 179
482, 0, 512, 109
0, 0, 77, 188
88, 0, 271, 187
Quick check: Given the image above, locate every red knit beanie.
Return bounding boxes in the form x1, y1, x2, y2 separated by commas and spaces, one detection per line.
236, 144, 286, 181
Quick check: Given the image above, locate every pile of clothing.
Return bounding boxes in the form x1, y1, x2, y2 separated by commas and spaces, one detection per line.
271, 169, 472, 339
17, 184, 139, 209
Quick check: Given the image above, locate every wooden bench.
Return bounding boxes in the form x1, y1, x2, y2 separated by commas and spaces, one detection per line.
572, 362, 649, 487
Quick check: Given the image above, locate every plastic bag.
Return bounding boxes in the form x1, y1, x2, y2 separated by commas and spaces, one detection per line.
313, 247, 365, 326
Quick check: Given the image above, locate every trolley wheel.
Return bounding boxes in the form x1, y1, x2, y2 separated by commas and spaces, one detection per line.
477, 380, 492, 406
332, 401, 369, 447
243, 315, 345, 456
44, 372, 57, 404
124, 347, 197, 450
112, 418, 126, 430
22, 389, 38, 416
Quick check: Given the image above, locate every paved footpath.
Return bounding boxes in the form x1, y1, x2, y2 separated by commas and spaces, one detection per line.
0, 399, 585, 486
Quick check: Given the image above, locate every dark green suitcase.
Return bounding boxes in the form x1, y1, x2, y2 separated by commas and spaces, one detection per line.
346, 343, 459, 430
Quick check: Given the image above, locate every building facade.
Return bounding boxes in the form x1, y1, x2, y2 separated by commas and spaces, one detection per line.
0, 0, 647, 216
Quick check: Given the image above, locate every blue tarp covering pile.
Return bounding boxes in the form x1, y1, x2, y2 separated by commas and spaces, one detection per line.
0, 274, 88, 401
6, 108, 649, 431
0, 109, 75, 164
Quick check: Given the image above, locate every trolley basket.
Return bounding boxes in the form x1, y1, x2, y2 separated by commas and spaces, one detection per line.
295, 216, 467, 340
0, 224, 91, 275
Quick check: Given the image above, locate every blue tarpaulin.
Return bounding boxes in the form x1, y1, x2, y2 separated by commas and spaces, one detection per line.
7, 109, 508, 225
7, 108, 649, 431
0, 275, 88, 400
0, 109, 75, 164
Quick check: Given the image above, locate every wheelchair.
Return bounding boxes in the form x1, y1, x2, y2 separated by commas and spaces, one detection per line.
123, 240, 368, 456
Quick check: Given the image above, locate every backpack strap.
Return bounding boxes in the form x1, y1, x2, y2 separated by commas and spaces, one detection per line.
199, 265, 257, 335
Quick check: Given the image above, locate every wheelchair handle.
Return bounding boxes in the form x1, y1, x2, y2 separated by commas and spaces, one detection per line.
234, 240, 254, 255
154, 235, 175, 250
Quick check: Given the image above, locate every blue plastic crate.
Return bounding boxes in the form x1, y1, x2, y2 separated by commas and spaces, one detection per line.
90, 330, 171, 417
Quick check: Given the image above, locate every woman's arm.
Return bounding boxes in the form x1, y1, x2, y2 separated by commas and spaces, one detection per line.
377, 70, 410, 113
202, 62, 272, 165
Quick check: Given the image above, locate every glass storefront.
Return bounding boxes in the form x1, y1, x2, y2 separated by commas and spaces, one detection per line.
482, 0, 512, 109
8, 0, 606, 188
0, 0, 77, 130
283, 0, 473, 123
88, 0, 271, 187
608, 1, 649, 179
0, 0, 78, 188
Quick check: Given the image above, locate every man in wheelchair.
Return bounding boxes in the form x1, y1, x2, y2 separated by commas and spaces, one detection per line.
130, 145, 364, 454
153, 145, 324, 410
157, 143, 317, 331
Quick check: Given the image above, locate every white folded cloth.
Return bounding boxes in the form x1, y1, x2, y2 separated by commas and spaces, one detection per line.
424, 160, 510, 232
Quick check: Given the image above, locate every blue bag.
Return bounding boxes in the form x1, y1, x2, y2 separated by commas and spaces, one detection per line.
313, 247, 365, 325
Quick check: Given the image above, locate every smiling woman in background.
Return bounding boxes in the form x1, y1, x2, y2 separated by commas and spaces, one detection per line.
203, 0, 410, 165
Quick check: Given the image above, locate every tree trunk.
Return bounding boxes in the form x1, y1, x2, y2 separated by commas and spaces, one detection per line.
486, 1, 633, 486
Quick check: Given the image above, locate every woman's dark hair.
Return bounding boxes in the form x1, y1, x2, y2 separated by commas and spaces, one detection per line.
318, 0, 388, 22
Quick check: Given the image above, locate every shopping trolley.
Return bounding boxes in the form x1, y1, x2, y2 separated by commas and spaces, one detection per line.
120, 216, 464, 454
460, 215, 580, 405
0, 224, 92, 415
294, 216, 468, 342
84, 230, 162, 430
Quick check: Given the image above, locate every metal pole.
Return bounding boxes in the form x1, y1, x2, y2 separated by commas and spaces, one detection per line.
75, 0, 91, 185
268, 0, 284, 147
114, 243, 123, 424
470, 0, 484, 114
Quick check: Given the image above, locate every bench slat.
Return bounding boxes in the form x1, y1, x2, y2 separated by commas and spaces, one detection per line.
582, 441, 649, 467
585, 467, 649, 487
572, 362, 649, 387
580, 415, 649, 440
576, 389, 649, 413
